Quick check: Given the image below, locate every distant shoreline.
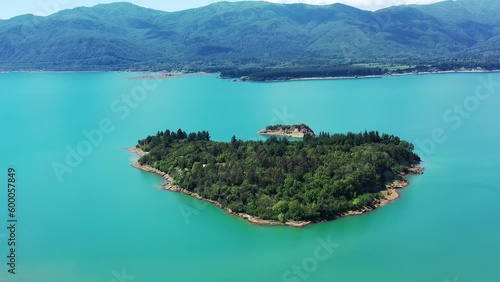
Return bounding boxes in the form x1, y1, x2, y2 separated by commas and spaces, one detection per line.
245, 69, 500, 83
1, 69, 498, 82
127, 147, 423, 227
0, 70, 212, 76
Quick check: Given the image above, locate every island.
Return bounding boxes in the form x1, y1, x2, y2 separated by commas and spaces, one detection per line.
258, 124, 316, 138
129, 127, 423, 227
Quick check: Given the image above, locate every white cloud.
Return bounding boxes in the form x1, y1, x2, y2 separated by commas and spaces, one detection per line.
262, 0, 447, 11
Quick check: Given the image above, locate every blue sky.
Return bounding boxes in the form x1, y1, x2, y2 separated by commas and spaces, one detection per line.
0, 0, 445, 19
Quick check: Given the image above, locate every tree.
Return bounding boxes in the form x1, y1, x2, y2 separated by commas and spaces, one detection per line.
272, 200, 288, 214
278, 213, 286, 222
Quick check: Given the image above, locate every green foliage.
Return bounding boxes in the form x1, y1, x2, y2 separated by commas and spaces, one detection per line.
0, 1, 499, 71
223, 66, 384, 81
137, 128, 420, 222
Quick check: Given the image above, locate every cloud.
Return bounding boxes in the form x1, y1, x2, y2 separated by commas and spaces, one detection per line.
262, 0, 446, 11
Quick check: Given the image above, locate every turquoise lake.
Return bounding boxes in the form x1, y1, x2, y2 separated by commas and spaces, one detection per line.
0, 72, 499, 282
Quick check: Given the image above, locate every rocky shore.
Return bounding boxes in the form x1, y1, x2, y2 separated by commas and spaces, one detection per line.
127, 148, 311, 227
257, 124, 316, 138
342, 166, 424, 217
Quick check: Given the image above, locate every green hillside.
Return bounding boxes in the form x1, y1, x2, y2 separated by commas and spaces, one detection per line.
0, 0, 498, 72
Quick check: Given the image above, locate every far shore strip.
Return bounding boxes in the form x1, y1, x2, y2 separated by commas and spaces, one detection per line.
234, 69, 500, 82
127, 71, 210, 80
127, 147, 423, 227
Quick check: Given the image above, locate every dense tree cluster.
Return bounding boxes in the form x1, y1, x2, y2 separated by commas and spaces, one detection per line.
138, 129, 210, 152
137, 129, 420, 222
220, 60, 500, 81
389, 60, 500, 75
221, 66, 384, 81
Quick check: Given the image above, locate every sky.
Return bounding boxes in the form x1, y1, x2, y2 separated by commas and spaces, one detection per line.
0, 0, 447, 20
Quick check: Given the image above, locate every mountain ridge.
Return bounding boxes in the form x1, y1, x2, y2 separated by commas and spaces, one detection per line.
0, 0, 498, 72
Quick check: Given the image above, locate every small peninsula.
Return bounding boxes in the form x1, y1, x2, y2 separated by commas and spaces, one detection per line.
129, 127, 422, 227
258, 124, 316, 138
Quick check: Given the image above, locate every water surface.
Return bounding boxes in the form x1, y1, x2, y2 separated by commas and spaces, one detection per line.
0, 72, 499, 282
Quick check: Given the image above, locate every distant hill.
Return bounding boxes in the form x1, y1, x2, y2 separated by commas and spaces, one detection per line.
0, 0, 499, 71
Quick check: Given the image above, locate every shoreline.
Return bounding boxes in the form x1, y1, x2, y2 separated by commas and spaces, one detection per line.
126, 147, 311, 227
127, 147, 423, 227
229, 69, 500, 83
257, 125, 315, 139
2, 69, 499, 79
257, 130, 305, 139
127, 73, 185, 80
287, 69, 500, 82
0, 70, 213, 76
290, 74, 383, 82
342, 166, 424, 218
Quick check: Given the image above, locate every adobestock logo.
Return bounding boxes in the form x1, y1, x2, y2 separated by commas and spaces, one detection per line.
270, 106, 297, 125
109, 268, 135, 282
51, 79, 161, 182
414, 74, 500, 158
281, 236, 340, 282
178, 197, 209, 225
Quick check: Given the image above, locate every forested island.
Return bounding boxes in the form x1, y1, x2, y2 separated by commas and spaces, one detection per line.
258, 124, 316, 138
130, 128, 422, 227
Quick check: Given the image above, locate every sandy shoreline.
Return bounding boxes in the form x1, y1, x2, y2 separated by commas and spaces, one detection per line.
257, 125, 315, 139
257, 129, 305, 138
126, 147, 423, 227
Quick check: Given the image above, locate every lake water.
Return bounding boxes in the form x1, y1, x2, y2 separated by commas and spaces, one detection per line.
0, 72, 499, 282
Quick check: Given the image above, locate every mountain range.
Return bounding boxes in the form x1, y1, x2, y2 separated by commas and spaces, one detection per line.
0, 0, 499, 72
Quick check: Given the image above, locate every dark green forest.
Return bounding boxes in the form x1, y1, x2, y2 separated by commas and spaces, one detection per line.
221, 60, 500, 81
136, 129, 421, 222
222, 66, 385, 81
